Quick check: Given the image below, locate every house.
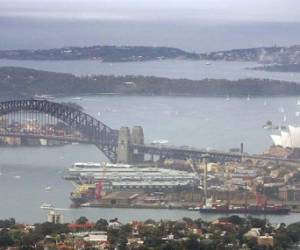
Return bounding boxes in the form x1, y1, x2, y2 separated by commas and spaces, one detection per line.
244, 228, 261, 239
257, 235, 274, 247
108, 218, 122, 229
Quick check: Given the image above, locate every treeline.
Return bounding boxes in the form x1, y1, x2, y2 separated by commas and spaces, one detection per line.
253, 64, 300, 73
1, 66, 300, 98
0, 45, 199, 62
1, 216, 300, 249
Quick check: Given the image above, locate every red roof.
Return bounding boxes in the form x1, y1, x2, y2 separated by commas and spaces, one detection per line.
68, 223, 95, 230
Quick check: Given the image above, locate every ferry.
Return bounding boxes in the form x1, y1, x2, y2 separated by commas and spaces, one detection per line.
40, 203, 55, 210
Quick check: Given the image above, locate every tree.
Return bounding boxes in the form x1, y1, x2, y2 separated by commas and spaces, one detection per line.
184, 234, 200, 250
287, 221, 300, 243
160, 241, 182, 250
34, 222, 69, 237
76, 216, 89, 225
247, 217, 267, 229
0, 231, 14, 247
0, 218, 16, 228
95, 218, 108, 231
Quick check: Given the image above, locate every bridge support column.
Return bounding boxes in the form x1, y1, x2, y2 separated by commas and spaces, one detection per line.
131, 126, 144, 163
117, 127, 132, 164
116, 126, 145, 164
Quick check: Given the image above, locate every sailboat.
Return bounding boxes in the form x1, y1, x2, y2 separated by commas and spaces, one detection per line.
283, 114, 287, 123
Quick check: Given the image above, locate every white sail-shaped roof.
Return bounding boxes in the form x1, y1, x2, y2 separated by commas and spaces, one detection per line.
271, 125, 300, 148
289, 125, 300, 147
280, 131, 292, 147
271, 134, 282, 146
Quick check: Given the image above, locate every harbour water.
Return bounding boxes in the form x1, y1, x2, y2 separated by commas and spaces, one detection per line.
1, 59, 300, 83
1, 96, 300, 223
1, 12, 300, 224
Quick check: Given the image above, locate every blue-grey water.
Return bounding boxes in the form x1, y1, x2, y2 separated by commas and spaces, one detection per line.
1, 95, 300, 224
1, 59, 300, 83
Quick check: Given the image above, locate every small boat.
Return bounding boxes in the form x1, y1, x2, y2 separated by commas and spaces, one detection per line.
263, 120, 272, 129
45, 186, 52, 191
151, 139, 169, 145
188, 206, 201, 211
297, 100, 300, 106
247, 94, 250, 101
72, 97, 82, 101
283, 115, 287, 122
40, 203, 55, 209
226, 95, 230, 101
14, 175, 21, 179
205, 62, 211, 66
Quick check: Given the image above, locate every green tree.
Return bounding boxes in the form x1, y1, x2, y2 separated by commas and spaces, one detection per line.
0, 231, 14, 247
76, 216, 89, 225
95, 218, 108, 231
34, 222, 69, 237
184, 234, 200, 250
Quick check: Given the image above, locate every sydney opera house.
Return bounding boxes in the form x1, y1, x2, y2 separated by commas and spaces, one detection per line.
271, 125, 300, 148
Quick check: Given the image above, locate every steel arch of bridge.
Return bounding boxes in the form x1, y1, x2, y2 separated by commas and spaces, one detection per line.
0, 99, 119, 162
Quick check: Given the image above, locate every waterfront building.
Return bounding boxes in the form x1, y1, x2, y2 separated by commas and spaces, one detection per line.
47, 210, 63, 224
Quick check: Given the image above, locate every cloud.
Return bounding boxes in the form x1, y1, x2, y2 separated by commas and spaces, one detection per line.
0, 0, 299, 23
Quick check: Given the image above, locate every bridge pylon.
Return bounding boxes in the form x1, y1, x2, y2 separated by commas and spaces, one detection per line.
116, 126, 144, 164
131, 126, 145, 163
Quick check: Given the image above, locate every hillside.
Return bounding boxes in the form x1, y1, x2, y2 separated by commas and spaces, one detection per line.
0, 45, 199, 62
1, 67, 300, 98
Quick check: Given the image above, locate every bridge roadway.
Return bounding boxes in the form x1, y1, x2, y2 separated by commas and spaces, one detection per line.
133, 144, 300, 166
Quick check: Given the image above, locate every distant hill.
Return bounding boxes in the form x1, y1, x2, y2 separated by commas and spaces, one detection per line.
252, 64, 300, 73
1, 67, 300, 98
0, 45, 199, 62
200, 45, 300, 65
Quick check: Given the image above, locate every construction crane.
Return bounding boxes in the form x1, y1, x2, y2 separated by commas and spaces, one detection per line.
95, 162, 108, 201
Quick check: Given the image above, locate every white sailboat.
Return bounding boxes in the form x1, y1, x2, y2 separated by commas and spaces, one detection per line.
283, 114, 287, 123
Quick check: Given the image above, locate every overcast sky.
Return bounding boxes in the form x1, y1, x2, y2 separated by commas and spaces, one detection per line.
1, 0, 300, 23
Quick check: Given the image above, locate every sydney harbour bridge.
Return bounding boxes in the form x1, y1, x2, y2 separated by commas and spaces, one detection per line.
0, 99, 297, 166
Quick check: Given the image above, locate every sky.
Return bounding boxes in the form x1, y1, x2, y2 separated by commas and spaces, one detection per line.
1, 0, 300, 23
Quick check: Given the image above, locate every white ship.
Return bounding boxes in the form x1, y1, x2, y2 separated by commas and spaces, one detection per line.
66, 162, 200, 191
40, 203, 55, 209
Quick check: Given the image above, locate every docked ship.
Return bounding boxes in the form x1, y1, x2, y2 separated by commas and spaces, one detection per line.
199, 198, 290, 215
70, 184, 96, 206
67, 162, 200, 206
